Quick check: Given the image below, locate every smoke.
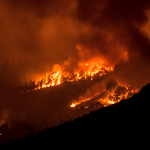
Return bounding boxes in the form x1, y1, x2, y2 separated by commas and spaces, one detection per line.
0, 0, 150, 85
1, 0, 150, 141
0, 0, 79, 85
76, 0, 150, 56
75, 0, 150, 87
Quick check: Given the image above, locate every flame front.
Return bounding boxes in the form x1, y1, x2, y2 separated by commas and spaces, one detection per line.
29, 57, 114, 91
26, 48, 133, 110
70, 84, 139, 108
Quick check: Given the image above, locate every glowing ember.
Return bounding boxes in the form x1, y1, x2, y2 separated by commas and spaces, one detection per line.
0, 133, 2, 136
70, 92, 101, 107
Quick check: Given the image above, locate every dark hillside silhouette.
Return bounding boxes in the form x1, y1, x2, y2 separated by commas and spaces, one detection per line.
1, 83, 150, 150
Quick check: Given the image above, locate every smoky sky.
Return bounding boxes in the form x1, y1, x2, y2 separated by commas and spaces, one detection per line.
76, 0, 150, 59
1, 0, 150, 139
0, 0, 150, 86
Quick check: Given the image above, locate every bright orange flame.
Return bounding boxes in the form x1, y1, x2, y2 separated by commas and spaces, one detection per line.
70, 85, 139, 108
29, 57, 114, 91
70, 92, 101, 108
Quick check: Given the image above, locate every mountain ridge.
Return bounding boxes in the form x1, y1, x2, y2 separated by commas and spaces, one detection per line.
0, 83, 150, 149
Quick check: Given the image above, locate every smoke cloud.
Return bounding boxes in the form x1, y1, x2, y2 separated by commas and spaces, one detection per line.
75, 0, 150, 87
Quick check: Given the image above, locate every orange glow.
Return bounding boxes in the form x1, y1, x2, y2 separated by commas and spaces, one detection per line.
0, 133, 2, 136
70, 92, 101, 107
29, 57, 114, 91
70, 84, 139, 108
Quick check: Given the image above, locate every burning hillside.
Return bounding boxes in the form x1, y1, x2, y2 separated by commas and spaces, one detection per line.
0, 0, 150, 145
25, 54, 139, 110
24, 45, 137, 110
70, 81, 139, 108
28, 58, 113, 91
24, 47, 136, 110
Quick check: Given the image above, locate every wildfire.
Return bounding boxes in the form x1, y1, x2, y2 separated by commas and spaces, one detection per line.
70, 82, 139, 108
28, 57, 114, 91
25, 46, 132, 110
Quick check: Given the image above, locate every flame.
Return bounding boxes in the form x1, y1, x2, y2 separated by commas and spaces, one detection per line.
70, 84, 139, 108
26, 45, 132, 110
29, 57, 114, 91
70, 92, 101, 107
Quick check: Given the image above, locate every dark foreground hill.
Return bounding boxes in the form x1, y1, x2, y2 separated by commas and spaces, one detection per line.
1, 83, 150, 150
